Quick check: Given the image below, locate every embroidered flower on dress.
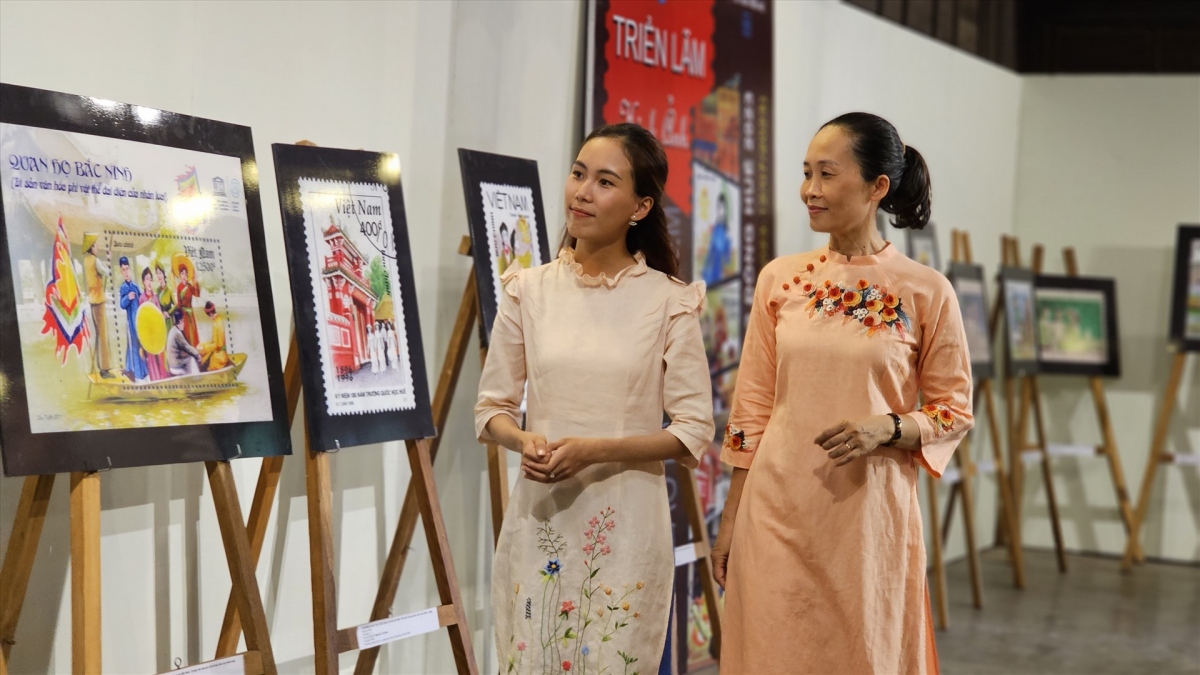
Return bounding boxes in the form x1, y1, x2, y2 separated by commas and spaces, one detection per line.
798, 278, 912, 338
723, 422, 749, 453
920, 404, 955, 435
543, 559, 562, 576
561, 600, 576, 615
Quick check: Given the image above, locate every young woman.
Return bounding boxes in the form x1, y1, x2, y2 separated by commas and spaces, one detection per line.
711, 112, 973, 674
476, 123, 714, 675
139, 267, 168, 381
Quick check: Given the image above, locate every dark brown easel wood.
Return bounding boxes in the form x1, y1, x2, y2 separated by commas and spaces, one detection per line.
0, 458, 277, 673
1003, 239, 1068, 573
1121, 348, 1192, 571
1059, 248, 1139, 559
937, 231, 1024, 590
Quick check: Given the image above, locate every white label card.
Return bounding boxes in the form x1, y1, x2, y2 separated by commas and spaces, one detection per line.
356, 607, 441, 649
674, 543, 698, 567
168, 656, 244, 675
1048, 444, 1099, 457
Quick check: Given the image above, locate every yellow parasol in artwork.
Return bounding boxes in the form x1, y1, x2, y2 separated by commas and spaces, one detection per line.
171, 252, 196, 281
136, 302, 167, 355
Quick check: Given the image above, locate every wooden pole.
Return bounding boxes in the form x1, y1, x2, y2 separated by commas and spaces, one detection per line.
1027, 376, 1068, 572
0, 474, 55, 661
1122, 351, 1189, 571
982, 377, 1025, 588
305, 439, 339, 675
926, 472, 948, 630
70, 471, 101, 675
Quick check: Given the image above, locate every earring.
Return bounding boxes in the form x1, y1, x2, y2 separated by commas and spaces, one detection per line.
629, 219, 638, 227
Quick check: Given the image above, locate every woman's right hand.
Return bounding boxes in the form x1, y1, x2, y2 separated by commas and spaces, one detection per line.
711, 521, 733, 589
517, 431, 553, 482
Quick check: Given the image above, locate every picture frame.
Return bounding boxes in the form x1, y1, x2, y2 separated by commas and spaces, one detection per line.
947, 262, 994, 380
0, 84, 290, 476
1034, 274, 1121, 377
457, 149, 552, 347
999, 266, 1039, 376
272, 143, 435, 451
905, 221, 941, 271
1168, 224, 1200, 352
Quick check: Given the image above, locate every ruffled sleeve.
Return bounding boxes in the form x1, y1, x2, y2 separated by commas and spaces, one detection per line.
662, 280, 715, 468
720, 265, 778, 469
911, 277, 975, 477
474, 267, 526, 442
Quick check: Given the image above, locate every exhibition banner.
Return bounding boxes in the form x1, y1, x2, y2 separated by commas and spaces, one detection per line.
587, 0, 774, 666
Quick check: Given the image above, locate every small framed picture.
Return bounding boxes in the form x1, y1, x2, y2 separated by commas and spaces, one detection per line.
1169, 224, 1200, 352
1000, 266, 1039, 376
1034, 275, 1121, 377
947, 262, 994, 380
905, 222, 941, 271
457, 149, 552, 347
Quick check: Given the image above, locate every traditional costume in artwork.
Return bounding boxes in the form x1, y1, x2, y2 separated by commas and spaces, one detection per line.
719, 244, 974, 674
476, 250, 714, 675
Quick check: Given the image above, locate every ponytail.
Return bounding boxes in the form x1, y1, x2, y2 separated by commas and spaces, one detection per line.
821, 112, 933, 230
880, 145, 932, 230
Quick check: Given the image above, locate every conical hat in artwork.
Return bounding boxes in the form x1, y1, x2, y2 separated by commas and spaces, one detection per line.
375, 294, 394, 321
82, 232, 99, 253
171, 252, 195, 281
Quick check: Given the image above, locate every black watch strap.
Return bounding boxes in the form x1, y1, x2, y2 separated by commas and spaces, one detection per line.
883, 413, 902, 446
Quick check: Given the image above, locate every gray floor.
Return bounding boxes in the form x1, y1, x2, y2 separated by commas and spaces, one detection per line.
692, 549, 1200, 675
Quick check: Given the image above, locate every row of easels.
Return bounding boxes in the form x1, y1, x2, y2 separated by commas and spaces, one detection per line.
924, 231, 1153, 630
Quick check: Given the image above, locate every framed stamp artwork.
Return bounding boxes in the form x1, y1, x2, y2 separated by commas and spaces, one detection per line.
0, 84, 290, 476
272, 143, 434, 451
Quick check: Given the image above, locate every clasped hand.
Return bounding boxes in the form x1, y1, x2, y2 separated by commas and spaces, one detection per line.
517, 432, 596, 484
815, 416, 892, 466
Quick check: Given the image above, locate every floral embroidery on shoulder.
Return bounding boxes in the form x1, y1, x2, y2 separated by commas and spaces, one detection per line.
795, 276, 912, 338
722, 422, 749, 453
920, 403, 955, 436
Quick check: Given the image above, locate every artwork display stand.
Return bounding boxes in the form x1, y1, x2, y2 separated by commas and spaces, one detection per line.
1054, 248, 1139, 560
1121, 350, 1193, 571
999, 238, 1068, 573
939, 230, 1025, 591
0, 462, 277, 674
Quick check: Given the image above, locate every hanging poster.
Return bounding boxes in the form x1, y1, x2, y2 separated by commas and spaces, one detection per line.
1000, 266, 1040, 376
273, 144, 434, 451
0, 84, 289, 476
587, 0, 774, 667
457, 149, 552, 345
947, 262, 995, 380
1034, 275, 1121, 377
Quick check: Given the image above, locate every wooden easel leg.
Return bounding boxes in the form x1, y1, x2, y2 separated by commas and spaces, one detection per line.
0, 474, 55, 662
1028, 377, 1067, 573
677, 465, 723, 661
983, 380, 1024, 588
305, 442, 339, 675
486, 443, 509, 546
926, 473, 948, 630
1088, 377, 1140, 559
406, 438, 478, 674
356, 269, 479, 674
217, 331, 302, 656
207, 461, 277, 674
1005, 376, 1024, 548
70, 471, 101, 675
1122, 352, 1187, 571
955, 452, 984, 609
940, 484, 959, 543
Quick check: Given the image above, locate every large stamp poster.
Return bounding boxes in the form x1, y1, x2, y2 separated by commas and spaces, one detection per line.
0, 84, 289, 476
458, 149, 552, 345
275, 144, 434, 451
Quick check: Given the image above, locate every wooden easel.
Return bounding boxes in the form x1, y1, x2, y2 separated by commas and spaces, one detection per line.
938, 231, 1025, 591
0, 460, 277, 674
1000, 238, 1068, 572
1055, 248, 1139, 556
1121, 348, 1194, 571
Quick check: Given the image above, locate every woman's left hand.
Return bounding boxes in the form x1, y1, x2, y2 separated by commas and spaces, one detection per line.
815, 416, 893, 467
542, 437, 600, 482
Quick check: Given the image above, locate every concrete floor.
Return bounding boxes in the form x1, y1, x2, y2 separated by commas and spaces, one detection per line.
692, 549, 1200, 674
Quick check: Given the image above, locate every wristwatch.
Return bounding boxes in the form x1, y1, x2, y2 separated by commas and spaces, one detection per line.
883, 413, 902, 446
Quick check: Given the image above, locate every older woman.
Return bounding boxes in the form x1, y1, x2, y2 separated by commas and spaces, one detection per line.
711, 112, 973, 674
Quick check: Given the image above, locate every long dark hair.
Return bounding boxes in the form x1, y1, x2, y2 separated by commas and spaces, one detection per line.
560, 123, 679, 277
821, 112, 932, 230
